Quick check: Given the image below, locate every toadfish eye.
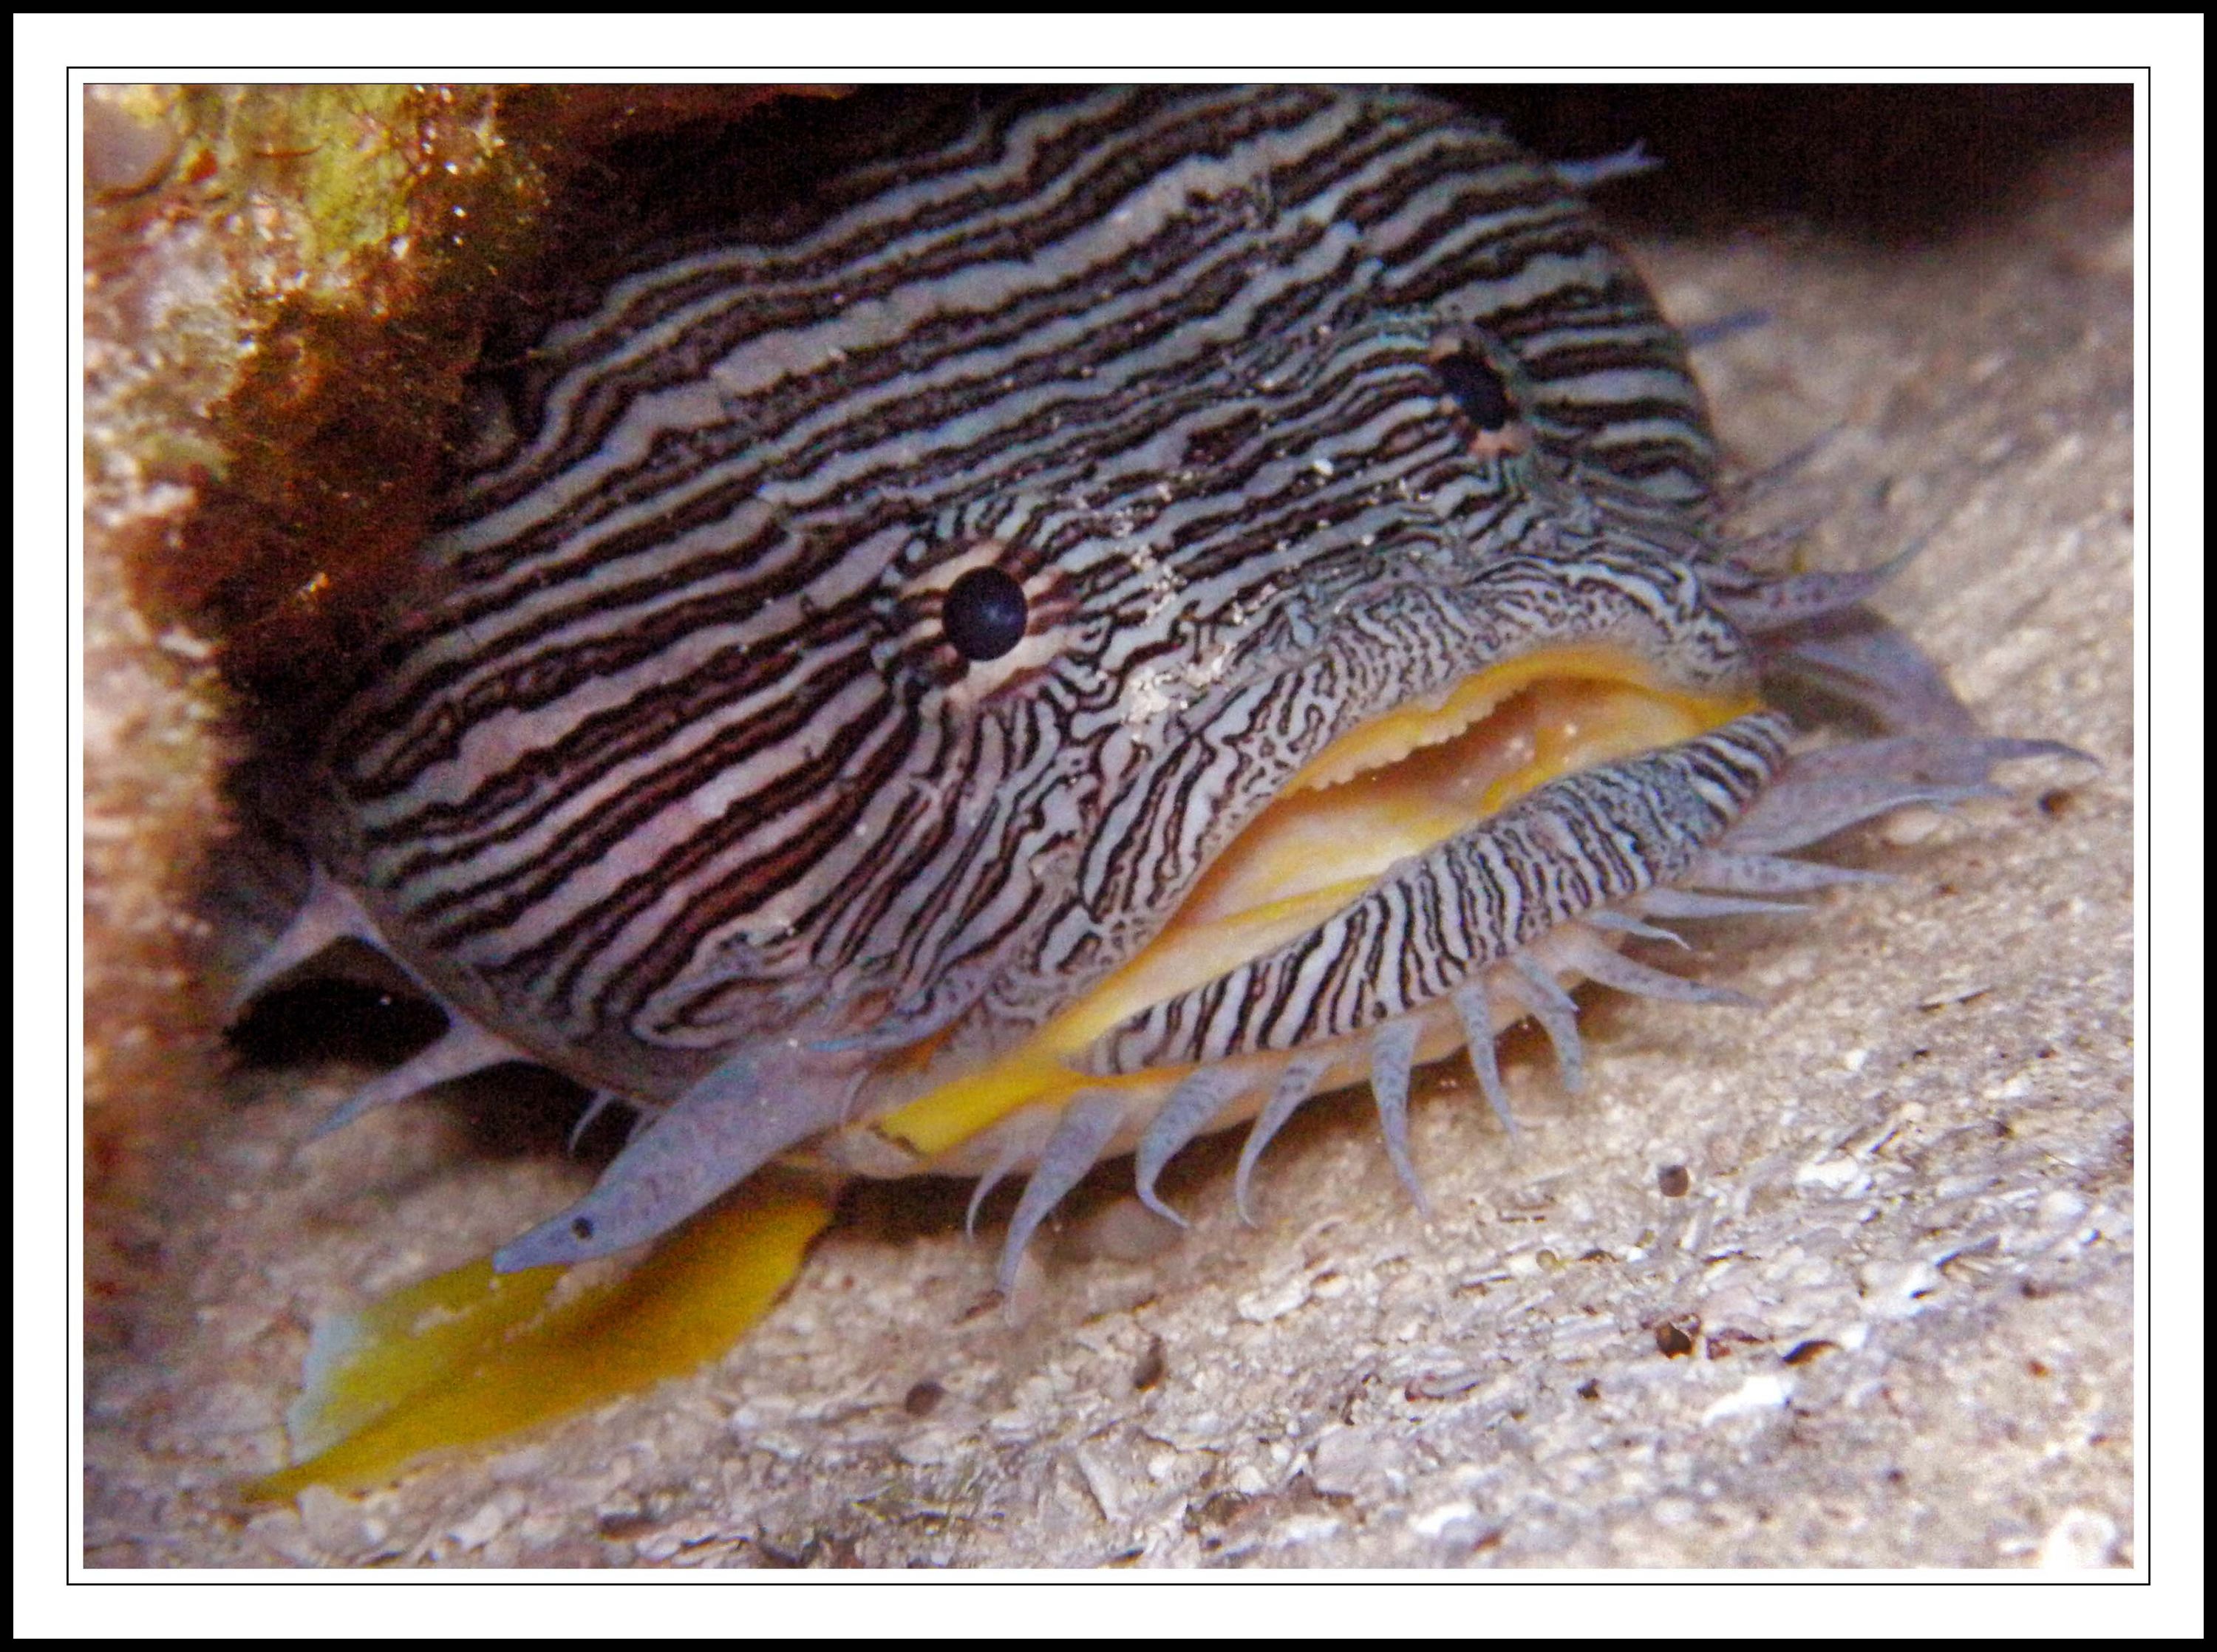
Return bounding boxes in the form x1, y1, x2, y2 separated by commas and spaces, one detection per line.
942, 566, 1029, 661
1433, 346, 1516, 432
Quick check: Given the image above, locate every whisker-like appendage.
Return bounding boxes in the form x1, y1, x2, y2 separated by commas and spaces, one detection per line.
1723, 776, 1998, 855
1551, 927, 1759, 1009
1451, 978, 1519, 1139
567, 1090, 622, 1156
1633, 887, 1806, 921
1584, 908, 1692, 946
1717, 426, 1841, 511
225, 864, 393, 1019
966, 1107, 1060, 1239
1368, 1019, 1429, 1216
1134, 1067, 1254, 1226
1549, 138, 1660, 192
1678, 308, 1771, 350
1685, 847, 1893, 895
1233, 1052, 1332, 1226
996, 1093, 1128, 1294
312, 1018, 525, 1139
1507, 953, 1587, 1096
1714, 558, 1908, 635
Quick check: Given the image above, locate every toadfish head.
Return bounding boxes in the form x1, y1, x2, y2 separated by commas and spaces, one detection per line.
244, 89, 2069, 1277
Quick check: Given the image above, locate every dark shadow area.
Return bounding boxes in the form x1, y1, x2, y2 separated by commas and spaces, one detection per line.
225, 971, 447, 1071
1434, 83, 2131, 241
226, 974, 607, 1165
553, 84, 2133, 273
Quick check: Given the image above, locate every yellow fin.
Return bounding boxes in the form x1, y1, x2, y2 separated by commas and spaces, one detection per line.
246, 1170, 833, 1498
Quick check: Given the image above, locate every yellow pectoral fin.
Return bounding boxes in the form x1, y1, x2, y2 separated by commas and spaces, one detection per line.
245, 1170, 834, 1499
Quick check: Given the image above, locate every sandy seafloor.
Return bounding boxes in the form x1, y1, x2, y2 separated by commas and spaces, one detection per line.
84, 122, 2135, 1569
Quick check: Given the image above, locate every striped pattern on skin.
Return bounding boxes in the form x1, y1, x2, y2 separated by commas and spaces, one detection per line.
316, 85, 1755, 1096
1084, 710, 1790, 1072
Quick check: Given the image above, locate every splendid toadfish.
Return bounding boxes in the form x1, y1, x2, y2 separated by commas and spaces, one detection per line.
231, 87, 2082, 1484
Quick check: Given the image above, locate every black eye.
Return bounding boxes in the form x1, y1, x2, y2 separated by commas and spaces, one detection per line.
942, 566, 1029, 661
1434, 348, 1515, 431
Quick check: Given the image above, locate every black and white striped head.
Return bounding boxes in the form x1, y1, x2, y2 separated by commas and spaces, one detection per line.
307, 88, 1788, 1265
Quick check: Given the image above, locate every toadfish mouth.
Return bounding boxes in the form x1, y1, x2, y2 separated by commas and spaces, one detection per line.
840, 644, 1758, 1177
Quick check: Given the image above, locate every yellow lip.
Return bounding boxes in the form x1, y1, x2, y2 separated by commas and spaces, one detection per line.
870, 645, 1757, 1161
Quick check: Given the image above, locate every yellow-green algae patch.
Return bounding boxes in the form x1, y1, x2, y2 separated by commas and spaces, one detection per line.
171, 86, 504, 296
248, 1171, 834, 1498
